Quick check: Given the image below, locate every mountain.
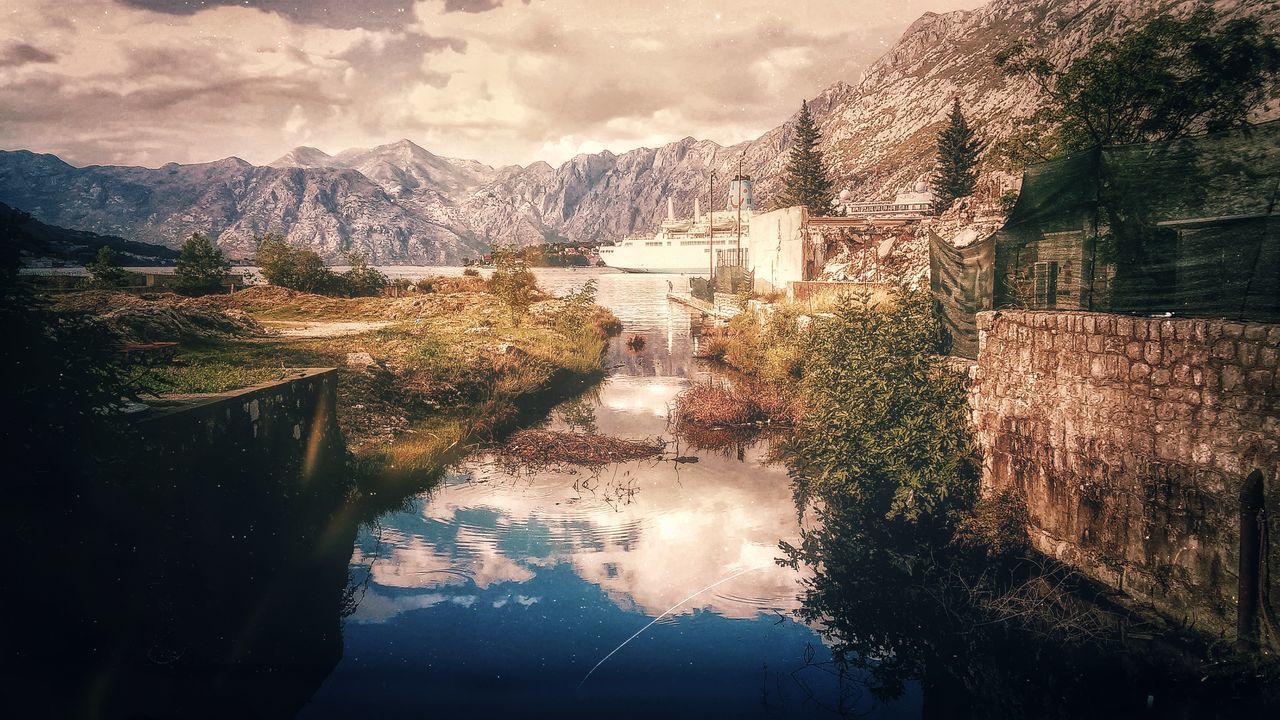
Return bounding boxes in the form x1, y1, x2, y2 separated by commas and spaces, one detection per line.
0, 150, 487, 264
475, 0, 1279, 243
0, 201, 180, 265
2, 0, 1276, 263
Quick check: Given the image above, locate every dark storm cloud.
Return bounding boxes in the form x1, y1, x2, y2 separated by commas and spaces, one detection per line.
0, 43, 57, 68
115, 0, 416, 29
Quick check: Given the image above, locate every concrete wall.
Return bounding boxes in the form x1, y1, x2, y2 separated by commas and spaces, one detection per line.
971, 310, 1280, 642
748, 206, 809, 294
135, 368, 345, 484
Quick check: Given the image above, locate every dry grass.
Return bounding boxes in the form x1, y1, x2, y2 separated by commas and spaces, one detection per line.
693, 325, 730, 360
496, 429, 665, 469
414, 274, 489, 294
50, 283, 614, 459
673, 381, 800, 428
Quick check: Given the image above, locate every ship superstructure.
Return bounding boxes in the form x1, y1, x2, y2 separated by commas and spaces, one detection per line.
599, 176, 753, 274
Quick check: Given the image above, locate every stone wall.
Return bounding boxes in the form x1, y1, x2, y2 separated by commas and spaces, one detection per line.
971, 310, 1280, 643
135, 368, 345, 483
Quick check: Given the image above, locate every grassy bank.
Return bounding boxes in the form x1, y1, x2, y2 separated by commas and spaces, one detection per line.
49, 279, 620, 472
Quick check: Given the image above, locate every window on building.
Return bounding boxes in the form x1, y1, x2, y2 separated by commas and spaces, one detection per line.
1034, 261, 1059, 307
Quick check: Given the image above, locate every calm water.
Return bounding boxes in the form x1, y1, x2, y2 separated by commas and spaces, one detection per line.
9, 268, 1264, 718
300, 269, 893, 718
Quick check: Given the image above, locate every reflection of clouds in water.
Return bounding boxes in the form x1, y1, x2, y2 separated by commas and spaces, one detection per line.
357, 527, 536, 590
597, 375, 685, 422
359, 446, 808, 622
349, 591, 480, 624
351, 269, 808, 625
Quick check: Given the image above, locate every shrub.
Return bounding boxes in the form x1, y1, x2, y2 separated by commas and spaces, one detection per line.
86, 246, 130, 289
487, 245, 538, 325
795, 287, 976, 524
722, 304, 806, 383
339, 251, 388, 297
256, 234, 334, 293
174, 232, 230, 296
952, 488, 1030, 559
462, 267, 480, 277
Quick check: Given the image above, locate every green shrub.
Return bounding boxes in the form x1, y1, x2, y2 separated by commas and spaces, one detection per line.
256, 234, 335, 293
86, 246, 130, 289
723, 304, 806, 383
488, 245, 538, 325
795, 287, 976, 524
339, 251, 388, 297
174, 232, 230, 296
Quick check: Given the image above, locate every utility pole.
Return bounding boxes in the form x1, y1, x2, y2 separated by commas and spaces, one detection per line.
735, 152, 744, 266
708, 169, 716, 281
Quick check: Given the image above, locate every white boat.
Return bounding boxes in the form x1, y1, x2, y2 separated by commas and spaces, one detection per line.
600, 177, 753, 274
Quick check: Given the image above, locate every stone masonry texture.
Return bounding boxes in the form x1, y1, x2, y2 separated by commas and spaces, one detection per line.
972, 310, 1280, 644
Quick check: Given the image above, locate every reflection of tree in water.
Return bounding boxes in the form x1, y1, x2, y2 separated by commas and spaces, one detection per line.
555, 395, 599, 435
780, 481, 1274, 718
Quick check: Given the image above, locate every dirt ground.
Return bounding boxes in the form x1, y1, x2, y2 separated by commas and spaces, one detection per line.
260, 319, 394, 339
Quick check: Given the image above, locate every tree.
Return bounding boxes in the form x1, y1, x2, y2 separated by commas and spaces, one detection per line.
255, 234, 335, 293
174, 232, 230, 295
795, 288, 976, 524
996, 8, 1280, 159
86, 246, 130, 289
339, 251, 388, 297
931, 99, 984, 214
776, 100, 835, 215
487, 245, 538, 325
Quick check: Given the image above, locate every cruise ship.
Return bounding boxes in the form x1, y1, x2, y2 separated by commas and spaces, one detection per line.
599, 176, 753, 274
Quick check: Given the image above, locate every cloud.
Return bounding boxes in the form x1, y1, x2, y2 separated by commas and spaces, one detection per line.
442, 0, 515, 12
0, 43, 56, 68
2, 0, 985, 167
115, 0, 418, 29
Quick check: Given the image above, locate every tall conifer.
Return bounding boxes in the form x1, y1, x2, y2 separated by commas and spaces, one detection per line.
777, 100, 835, 215
931, 99, 984, 213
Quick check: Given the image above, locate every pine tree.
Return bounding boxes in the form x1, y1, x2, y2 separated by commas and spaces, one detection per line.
174, 232, 231, 295
86, 246, 129, 289
931, 99, 984, 214
777, 100, 835, 215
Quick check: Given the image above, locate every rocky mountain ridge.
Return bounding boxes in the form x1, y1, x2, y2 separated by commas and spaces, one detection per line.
2, 0, 1275, 263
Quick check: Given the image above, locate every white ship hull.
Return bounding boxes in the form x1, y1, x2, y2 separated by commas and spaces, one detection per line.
599, 221, 749, 275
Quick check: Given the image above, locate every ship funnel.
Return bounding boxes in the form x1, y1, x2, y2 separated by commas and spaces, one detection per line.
694, 197, 701, 222
667, 197, 674, 222
728, 175, 754, 211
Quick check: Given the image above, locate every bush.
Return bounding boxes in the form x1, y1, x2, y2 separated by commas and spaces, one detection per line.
86, 246, 130, 289
174, 232, 230, 296
795, 287, 976, 524
722, 304, 806, 383
462, 267, 480, 277
487, 245, 538, 325
256, 234, 334, 293
339, 251, 388, 297
952, 488, 1030, 559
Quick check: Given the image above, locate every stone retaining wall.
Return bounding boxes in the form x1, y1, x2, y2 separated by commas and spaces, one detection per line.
135, 368, 344, 483
972, 310, 1279, 643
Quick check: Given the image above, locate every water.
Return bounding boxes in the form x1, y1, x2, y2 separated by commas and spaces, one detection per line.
9, 268, 1264, 718
300, 269, 882, 718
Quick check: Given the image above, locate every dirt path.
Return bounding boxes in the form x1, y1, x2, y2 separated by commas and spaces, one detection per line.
260, 319, 393, 339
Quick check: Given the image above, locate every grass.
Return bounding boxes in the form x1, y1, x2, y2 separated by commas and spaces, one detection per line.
104, 282, 616, 468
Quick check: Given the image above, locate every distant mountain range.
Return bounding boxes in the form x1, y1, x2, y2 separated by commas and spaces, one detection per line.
1, 0, 1275, 264
0, 201, 178, 265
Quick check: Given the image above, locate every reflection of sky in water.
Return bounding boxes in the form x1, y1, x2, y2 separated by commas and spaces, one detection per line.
302, 270, 921, 718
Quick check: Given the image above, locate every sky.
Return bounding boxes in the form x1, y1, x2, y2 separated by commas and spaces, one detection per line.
0, 0, 983, 169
